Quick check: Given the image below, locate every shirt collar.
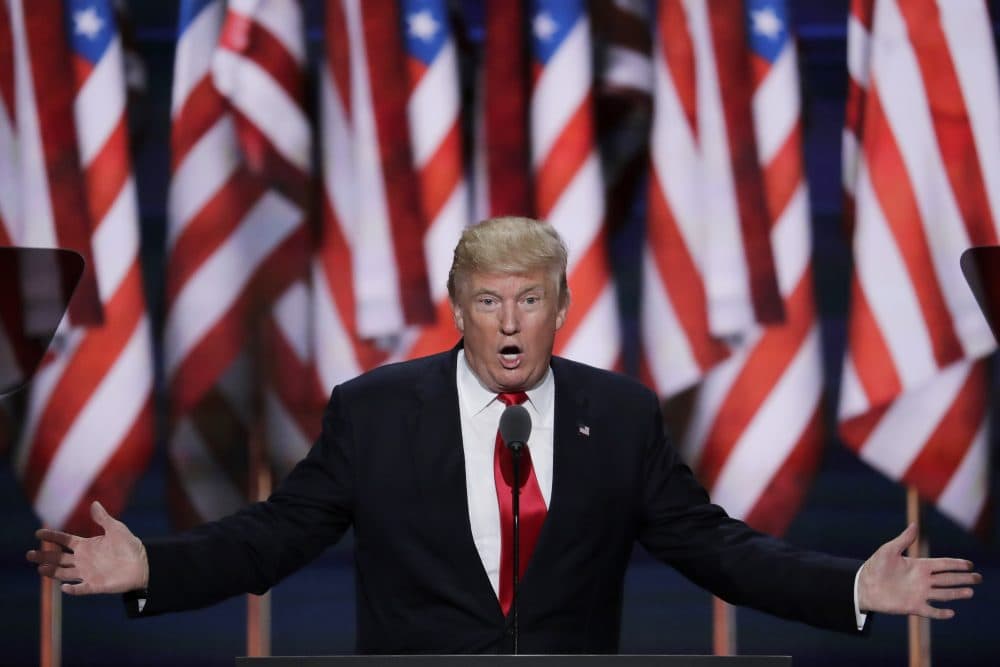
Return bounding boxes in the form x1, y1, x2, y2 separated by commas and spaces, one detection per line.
457, 349, 554, 426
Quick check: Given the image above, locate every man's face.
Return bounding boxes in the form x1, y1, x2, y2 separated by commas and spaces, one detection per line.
452, 269, 567, 393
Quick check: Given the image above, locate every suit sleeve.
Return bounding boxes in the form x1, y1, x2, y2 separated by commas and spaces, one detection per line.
133, 385, 356, 616
635, 391, 865, 634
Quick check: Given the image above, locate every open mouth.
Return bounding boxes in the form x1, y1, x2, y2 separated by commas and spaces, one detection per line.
499, 345, 523, 369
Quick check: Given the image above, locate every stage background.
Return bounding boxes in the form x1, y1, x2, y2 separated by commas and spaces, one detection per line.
2, 1, 999, 665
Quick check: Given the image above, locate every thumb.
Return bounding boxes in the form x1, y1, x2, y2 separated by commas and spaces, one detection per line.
90, 501, 116, 532
891, 522, 918, 554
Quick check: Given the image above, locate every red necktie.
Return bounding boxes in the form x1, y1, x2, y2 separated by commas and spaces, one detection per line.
494, 391, 547, 615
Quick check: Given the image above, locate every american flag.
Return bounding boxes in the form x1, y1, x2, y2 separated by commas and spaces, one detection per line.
4, 0, 154, 535
641, 0, 785, 399
530, 0, 620, 369
839, 0, 999, 533
165, 0, 313, 525
394, 0, 470, 361
472, 0, 533, 221
687, 0, 823, 535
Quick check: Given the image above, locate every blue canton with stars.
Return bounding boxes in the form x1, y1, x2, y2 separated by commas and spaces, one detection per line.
746, 0, 790, 65
65, 0, 115, 64
531, 0, 583, 65
178, 0, 217, 38
403, 0, 449, 65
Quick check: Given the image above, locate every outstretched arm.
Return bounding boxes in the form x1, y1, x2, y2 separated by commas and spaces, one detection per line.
26, 501, 148, 596
858, 523, 981, 620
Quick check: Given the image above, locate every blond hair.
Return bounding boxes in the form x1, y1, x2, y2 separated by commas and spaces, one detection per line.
447, 216, 569, 308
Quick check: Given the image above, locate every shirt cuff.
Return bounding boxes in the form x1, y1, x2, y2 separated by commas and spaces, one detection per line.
853, 564, 869, 631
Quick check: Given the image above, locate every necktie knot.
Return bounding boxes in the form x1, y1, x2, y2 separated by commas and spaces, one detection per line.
497, 391, 528, 407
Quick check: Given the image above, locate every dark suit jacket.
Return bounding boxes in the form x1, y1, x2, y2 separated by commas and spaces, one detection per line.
136, 347, 863, 653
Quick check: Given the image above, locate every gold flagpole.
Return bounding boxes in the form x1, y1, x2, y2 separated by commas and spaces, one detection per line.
907, 487, 930, 667
246, 422, 272, 657
712, 596, 736, 655
40, 538, 61, 667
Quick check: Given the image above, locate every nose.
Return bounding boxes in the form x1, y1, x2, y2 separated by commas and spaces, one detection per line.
499, 301, 519, 335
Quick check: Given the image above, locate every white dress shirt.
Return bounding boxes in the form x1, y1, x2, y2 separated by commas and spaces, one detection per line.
456, 350, 554, 597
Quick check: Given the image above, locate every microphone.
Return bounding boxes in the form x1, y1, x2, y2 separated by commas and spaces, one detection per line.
498, 403, 532, 654
499, 404, 531, 453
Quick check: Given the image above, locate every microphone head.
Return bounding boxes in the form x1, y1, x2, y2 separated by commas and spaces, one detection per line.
499, 404, 532, 452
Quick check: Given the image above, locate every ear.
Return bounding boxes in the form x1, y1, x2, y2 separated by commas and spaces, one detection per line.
451, 299, 465, 334
554, 290, 570, 331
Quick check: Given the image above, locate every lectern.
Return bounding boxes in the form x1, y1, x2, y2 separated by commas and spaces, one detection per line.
237, 656, 791, 666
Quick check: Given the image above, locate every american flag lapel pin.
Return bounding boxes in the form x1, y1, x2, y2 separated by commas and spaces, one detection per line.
578, 424, 590, 437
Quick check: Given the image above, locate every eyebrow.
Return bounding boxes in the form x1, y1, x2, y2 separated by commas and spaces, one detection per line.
472, 284, 545, 298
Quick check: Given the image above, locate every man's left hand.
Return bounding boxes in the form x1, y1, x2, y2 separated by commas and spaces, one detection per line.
858, 523, 982, 619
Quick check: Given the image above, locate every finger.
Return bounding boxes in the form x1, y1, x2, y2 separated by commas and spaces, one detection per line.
927, 587, 974, 603
891, 523, 918, 554
50, 565, 82, 583
90, 501, 118, 532
927, 558, 975, 573
931, 572, 982, 588
61, 581, 93, 596
26, 549, 74, 568
35, 528, 78, 551
917, 604, 955, 620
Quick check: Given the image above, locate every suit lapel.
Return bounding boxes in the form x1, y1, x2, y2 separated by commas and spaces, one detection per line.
519, 357, 594, 592
411, 347, 501, 616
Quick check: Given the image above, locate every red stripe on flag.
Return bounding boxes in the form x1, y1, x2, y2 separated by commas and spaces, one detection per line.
418, 122, 463, 223
863, 88, 964, 367
535, 98, 594, 218
553, 228, 610, 356
317, 197, 390, 371
263, 317, 325, 441
743, 405, 823, 537
698, 273, 816, 490
168, 229, 308, 417
231, 109, 310, 206
846, 273, 902, 408
896, 0, 999, 247
218, 10, 304, 104
326, 0, 352, 120
21, 263, 146, 499
165, 173, 265, 304
660, 0, 697, 141
84, 120, 131, 224
405, 299, 462, 360
840, 403, 888, 452
23, 3, 102, 325
903, 360, 986, 500
709, 3, 784, 325
484, 0, 533, 217
0, 1, 14, 119
360, 2, 433, 326
647, 168, 729, 371
762, 125, 805, 228
170, 78, 227, 172
61, 394, 154, 537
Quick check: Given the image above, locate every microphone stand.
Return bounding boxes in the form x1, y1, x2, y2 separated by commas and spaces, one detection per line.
510, 443, 522, 655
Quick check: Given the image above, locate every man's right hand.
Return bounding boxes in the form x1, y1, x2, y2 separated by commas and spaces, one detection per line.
26, 500, 149, 595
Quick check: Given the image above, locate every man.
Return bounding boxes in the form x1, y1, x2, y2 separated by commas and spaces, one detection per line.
28, 217, 980, 653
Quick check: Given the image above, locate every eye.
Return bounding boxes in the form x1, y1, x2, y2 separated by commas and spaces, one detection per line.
524, 296, 539, 305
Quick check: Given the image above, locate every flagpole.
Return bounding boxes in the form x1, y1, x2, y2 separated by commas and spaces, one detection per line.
712, 596, 736, 655
40, 538, 61, 667
906, 487, 930, 667
246, 393, 273, 657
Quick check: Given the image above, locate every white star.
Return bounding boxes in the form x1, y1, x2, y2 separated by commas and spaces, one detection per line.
751, 6, 783, 40
407, 9, 439, 42
74, 6, 104, 40
533, 11, 558, 41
